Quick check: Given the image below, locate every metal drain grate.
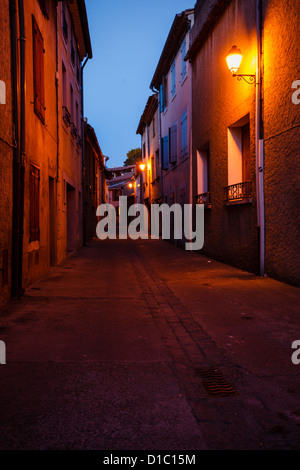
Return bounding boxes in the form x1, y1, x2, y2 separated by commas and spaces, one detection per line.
198, 368, 238, 397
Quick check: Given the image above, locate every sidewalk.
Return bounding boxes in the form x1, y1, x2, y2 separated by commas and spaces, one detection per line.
0, 238, 299, 450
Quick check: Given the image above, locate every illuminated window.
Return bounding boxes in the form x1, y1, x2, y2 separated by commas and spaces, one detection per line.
228, 118, 250, 186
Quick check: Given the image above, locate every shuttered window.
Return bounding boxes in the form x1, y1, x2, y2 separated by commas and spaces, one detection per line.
169, 124, 177, 164
181, 111, 188, 157
33, 16, 45, 123
171, 61, 176, 98
30, 164, 40, 242
161, 135, 169, 170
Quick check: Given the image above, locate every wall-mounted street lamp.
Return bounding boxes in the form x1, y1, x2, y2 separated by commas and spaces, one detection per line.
139, 163, 146, 172
226, 45, 256, 84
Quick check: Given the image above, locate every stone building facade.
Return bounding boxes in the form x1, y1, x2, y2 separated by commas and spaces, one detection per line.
0, 0, 98, 306
187, 0, 299, 286
0, 0, 14, 306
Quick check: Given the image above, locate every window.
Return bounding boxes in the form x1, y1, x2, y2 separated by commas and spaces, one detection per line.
37, 0, 50, 19
32, 16, 45, 123
143, 142, 146, 159
76, 100, 80, 131
181, 37, 187, 81
171, 61, 176, 99
181, 111, 188, 157
159, 76, 168, 113
227, 117, 252, 202
70, 84, 74, 120
30, 164, 40, 242
197, 148, 209, 194
62, 61, 67, 107
71, 41, 75, 66
62, 8, 68, 42
228, 120, 250, 185
151, 156, 155, 181
169, 123, 177, 164
155, 149, 160, 178
161, 135, 169, 170
196, 147, 211, 207
152, 115, 155, 138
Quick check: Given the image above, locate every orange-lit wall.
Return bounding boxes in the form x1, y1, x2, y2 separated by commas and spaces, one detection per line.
0, 0, 13, 305
22, 0, 58, 288
191, 0, 259, 273
263, 0, 300, 286
56, 1, 83, 263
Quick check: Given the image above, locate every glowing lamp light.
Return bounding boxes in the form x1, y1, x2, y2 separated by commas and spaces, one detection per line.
128, 182, 133, 188
226, 45, 243, 74
139, 163, 146, 171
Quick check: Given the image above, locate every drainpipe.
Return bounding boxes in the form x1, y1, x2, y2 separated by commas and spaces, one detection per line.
256, 0, 265, 276
81, 56, 89, 246
10, 0, 25, 298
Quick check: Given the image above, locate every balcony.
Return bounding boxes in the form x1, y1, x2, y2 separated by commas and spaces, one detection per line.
62, 106, 71, 127
225, 181, 252, 204
194, 192, 211, 208
76, 135, 82, 149
70, 122, 77, 139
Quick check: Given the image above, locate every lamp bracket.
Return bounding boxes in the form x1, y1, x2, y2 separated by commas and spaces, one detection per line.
233, 74, 256, 85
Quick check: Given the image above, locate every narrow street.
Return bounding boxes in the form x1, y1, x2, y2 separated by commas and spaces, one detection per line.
0, 238, 299, 450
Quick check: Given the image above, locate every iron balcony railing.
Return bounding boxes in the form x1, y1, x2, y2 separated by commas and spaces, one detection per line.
225, 181, 252, 202
194, 192, 211, 208
70, 122, 77, 139
62, 106, 71, 127
76, 135, 82, 148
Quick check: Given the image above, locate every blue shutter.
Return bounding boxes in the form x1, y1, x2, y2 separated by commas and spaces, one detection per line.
169, 124, 177, 163
161, 136, 169, 170
160, 84, 164, 113
181, 111, 188, 157
171, 62, 176, 98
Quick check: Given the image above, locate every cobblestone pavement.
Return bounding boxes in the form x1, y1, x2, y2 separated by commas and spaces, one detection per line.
0, 238, 299, 450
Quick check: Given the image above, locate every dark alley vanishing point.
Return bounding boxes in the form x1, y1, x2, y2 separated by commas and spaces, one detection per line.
0, 238, 299, 450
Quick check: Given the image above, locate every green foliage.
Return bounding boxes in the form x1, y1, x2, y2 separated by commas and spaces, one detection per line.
123, 148, 142, 166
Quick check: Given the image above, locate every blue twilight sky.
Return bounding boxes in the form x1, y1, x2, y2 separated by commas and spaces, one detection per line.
84, 0, 195, 168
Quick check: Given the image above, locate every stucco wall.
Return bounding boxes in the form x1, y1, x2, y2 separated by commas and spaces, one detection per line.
263, 0, 300, 286
191, 0, 259, 273
161, 26, 193, 207
22, 0, 58, 288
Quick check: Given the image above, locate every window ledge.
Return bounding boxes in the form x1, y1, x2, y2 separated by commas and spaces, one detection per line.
224, 198, 253, 206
